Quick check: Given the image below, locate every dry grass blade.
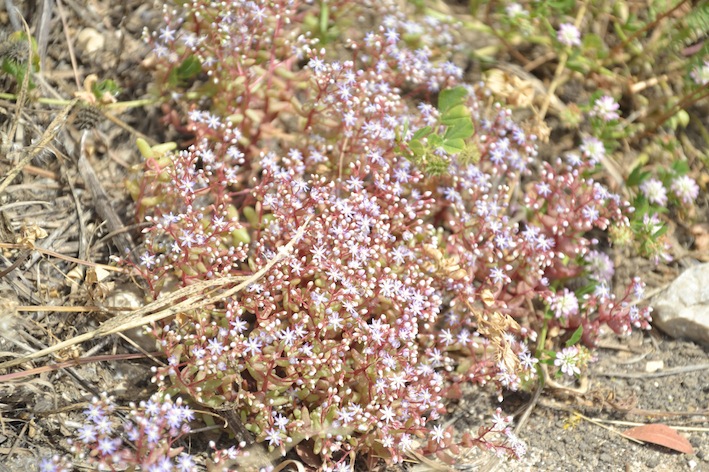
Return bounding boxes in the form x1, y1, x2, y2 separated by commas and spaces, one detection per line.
36, 0, 53, 70
0, 242, 126, 272
572, 412, 644, 445
0, 217, 311, 370
77, 132, 135, 259
408, 449, 453, 471
0, 353, 149, 381
271, 460, 307, 472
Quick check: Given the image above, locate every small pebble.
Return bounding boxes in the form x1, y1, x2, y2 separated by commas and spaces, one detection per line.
645, 455, 660, 468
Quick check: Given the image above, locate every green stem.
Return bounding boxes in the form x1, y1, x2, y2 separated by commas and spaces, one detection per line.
0, 93, 68, 106
533, 316, 551, 389
610, 0, 690, 57
535, 317, 549, 361
106, 98, 159, 110
319, 0, 329, 36
0, 93, 157, 109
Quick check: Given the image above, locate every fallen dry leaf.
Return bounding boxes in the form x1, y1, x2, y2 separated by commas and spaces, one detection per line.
624, 424, 695, 454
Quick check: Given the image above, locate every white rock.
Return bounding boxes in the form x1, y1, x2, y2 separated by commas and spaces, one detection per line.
77, 28, 105, 55
645, 360, 663, 372
652, 263, 709, 347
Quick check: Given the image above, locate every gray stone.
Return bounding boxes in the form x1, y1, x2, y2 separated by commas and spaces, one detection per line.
652, 263, 709, 347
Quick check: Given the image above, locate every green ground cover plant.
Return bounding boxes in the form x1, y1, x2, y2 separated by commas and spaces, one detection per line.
25, 0, 706, 470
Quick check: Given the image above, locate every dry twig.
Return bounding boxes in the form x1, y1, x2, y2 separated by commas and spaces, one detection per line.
0, 217, 311, 370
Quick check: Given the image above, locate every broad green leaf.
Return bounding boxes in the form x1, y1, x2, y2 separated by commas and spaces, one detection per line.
202, 395, 225, 408
442, 138, 465, 154
169, 54, 202, 86
565, 325, 584, 347
671, 160, 689, 175
92, 79, 121, 100
582, 33, 608, 59
441, 104, 470, 124
408, 139, 425, 156
566, 54, 591, 74
631, 194, 650, 215
412, 125, 433, 140
444, 120, 474, 140
438, 86, 468, 113
545, 0, 575, 12
626, 166, 650, 187
428, 133, 443, 147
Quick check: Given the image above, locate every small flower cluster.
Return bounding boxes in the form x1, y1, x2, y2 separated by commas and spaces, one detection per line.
129, 0, 655, 468
554, 345, 591, 377
623, 161, 699, 262
590, 95, 620, 122
489, 1, 703, 268
38, 455, 72, 472
62, 393, 197, 471
690, 60, 709, 86
640, 175, 699, 206
557, 23, 581, 47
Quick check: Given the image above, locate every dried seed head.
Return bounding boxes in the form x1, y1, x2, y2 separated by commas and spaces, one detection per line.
0, 284, 19, 335
74, 104, 103, 130
0, 40, 27, 64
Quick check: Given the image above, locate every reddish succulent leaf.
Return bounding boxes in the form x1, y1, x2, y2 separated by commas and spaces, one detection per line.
624, 424, 695, 454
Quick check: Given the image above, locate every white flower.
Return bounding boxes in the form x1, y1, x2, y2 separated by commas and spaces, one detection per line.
640, 178, 667, 206
551, 288, 579, 319
591, 95, 620, 121
555, 346, 581, 376
671, 175, 699, 204
557, 23, 581, 47
429, 424, 447, 445
690, 61, 709, 85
